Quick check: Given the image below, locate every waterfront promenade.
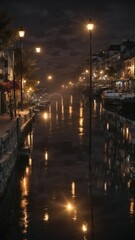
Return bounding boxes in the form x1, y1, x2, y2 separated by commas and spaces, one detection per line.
0, 108, 34, 196
0, 109, 31, 136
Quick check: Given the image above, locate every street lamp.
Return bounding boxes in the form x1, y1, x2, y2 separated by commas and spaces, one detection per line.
12, 47, 16, 116
87, 17, 94, 169
35, 47, 41, 53
47, 75, 53, 80
87, 18, 94, 100
18, 26, 25, 111
87, 17, 94, 237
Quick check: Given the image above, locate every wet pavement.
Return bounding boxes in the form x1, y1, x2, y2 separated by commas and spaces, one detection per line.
0, 93, 135, 240
0, 108, 30, 135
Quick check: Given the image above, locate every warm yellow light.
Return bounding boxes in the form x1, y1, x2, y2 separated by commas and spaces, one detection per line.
36, 47, 41, 53
48, 75, 52, 80
29, 158, 32, 165
45, 151, 48, 160
26, 167, 29, 175
70, 95, 73, 105
69, 106, 72, 115
19, 26, 25, 38
67, 203, 73, 211
130, 198, 134, 216
43, 112, 48, 120
79, 118, 83, 127
71, 181, 76, 198
106, 123, 109, 130
82, 222, 88, 232
44, 213, 49, 222
87, 19, 94, 31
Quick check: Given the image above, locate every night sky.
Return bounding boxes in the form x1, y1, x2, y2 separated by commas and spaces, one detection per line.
1, 0, 135, 90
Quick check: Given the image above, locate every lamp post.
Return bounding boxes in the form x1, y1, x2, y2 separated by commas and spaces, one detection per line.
87, 17, 94, 237
18, 26, 25, 111
35, 46, 41, 86
12, 47, 16, 116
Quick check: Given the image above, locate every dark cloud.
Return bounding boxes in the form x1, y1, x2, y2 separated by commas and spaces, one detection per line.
1, 0, 135, 89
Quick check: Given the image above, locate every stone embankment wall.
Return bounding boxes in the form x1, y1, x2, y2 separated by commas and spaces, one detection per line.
0, 109, 34, 196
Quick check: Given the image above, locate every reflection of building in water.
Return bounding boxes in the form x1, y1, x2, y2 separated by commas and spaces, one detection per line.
95, 109, 135, 193
69, 105, 72, 117
61, 97, 65, 120
71, 181, 76, 199
70, 95, 73, 105
24, 131, 33, 150
78, 101, 84, 143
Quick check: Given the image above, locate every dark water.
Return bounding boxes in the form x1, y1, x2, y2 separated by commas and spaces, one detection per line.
0, 93, 135, 240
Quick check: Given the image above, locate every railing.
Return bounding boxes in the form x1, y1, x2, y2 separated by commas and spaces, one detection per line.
19, 112, 31, 127
0, 107, 34, 159
0, 121, 17, 159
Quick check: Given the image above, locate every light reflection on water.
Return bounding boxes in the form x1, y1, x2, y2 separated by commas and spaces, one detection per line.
43, 208, 49, 222
26, 97, 135, 238
20, 155, 32, 237
3, 95, 135, 239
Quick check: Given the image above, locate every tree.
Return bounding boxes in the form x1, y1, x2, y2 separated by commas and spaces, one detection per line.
0, 11, 39, 89
0, 10, 16, 48
14, 48, 40, 89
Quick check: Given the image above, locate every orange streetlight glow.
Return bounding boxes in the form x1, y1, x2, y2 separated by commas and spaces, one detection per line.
67, 203, 73, 211
48, 75, 52, 80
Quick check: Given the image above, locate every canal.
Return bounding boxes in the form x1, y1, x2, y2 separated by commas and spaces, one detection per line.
0, 93, 135, 240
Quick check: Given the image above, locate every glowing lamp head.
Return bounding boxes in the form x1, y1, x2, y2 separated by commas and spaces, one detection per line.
18, 26, 25, 38
48, 75, 52, 80
36, 47, 41, 53
87, 18, 94, 31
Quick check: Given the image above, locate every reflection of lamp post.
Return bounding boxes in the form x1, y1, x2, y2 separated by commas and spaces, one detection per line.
87, 17, 94, 237
18, 26, 25, 111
